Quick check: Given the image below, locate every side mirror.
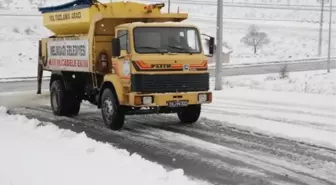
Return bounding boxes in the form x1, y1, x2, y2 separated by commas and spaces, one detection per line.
112, 38, 121, 57
201, 33, 215, 57
208, 36, 215, 56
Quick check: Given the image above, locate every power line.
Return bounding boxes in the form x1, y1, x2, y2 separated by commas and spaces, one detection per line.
139, 0, 336, 11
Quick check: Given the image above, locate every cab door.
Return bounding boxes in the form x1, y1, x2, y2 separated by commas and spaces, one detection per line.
112, 29, 132, 81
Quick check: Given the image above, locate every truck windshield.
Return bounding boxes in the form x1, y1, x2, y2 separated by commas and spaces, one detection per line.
133, 27, 202, 54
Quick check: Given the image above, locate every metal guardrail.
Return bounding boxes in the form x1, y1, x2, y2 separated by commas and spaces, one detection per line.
208, 57, 336, 69
208, 58, 336, 77
0, 76, 50, 82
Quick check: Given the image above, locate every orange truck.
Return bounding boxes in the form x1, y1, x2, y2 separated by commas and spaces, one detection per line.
37, 0, 215, 130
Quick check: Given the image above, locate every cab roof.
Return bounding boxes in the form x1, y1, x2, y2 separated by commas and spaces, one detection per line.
116, 22, 198, 29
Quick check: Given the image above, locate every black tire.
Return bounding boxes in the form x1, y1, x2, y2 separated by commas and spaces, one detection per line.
50, 80, 81, 116
50, 80, 68, 116
100, 88, 125, 130
177, 105, 201, 124
67, 95, 81, 116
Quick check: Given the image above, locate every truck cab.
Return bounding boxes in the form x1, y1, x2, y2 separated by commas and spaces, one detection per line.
110, 22, 212, 105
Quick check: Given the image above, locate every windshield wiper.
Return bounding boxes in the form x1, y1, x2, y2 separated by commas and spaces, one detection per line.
168, 45, 192, 54
136, 46, 167, 54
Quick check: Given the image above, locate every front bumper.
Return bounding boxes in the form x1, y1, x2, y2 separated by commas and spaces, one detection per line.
127, 91, 212, 107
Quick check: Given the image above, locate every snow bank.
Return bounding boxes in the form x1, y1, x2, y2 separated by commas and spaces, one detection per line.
214, 69, 336, 95
0, 107, 209, 185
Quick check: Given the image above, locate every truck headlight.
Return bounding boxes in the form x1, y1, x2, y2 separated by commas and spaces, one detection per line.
198, 93, 208, 103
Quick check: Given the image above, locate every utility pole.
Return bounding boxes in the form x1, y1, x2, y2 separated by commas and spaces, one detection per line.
327, 0, 333, 73
318, 0, 325, 56
215, 0, 224, 90
168, 0, 170, 13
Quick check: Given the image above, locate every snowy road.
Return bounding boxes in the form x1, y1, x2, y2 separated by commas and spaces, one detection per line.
1, 71, 335, 185
6, 102, 336, 185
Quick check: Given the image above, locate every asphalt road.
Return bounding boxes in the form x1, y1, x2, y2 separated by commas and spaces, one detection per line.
7, 104, 336, 185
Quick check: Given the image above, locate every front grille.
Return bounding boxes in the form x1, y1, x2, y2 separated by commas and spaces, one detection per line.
131, 73, 209, 93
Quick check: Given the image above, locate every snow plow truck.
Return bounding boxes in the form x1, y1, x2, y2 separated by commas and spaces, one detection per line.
37, 0, 215, 130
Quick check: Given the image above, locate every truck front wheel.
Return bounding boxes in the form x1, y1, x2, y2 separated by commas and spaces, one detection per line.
100, 88, 125, 130
177, 105, 201, 124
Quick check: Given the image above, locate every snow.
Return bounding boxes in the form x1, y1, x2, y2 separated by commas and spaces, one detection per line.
0, 106, 209, 185
0, 0, 335, 78
202, 70, 336, 150
217, 69, 336, 95
0, 16, 52, 78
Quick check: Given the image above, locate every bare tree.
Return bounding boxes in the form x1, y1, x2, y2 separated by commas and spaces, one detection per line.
241, 24, 270, 54
279, 64, 289, 79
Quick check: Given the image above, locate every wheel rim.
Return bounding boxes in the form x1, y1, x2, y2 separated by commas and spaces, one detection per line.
102, 98, 114, 123
51, 89, 59, 111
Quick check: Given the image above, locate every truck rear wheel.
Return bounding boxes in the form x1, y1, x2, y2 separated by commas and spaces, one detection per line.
177, 105, 201, 124
67, 94, 81, 116
50, 80, 81, 116
50, 80, 68, 116
101, 88, 125, 130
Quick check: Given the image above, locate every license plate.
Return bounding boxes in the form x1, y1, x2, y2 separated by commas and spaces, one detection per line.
167, 100, 188, 107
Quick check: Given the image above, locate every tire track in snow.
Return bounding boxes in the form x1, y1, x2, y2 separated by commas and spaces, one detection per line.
203, 97, 336, 148
203, 104, 336, 152
141, 115, 336, 183
156, 114, 336, 163
7, 105, 336, 185
7, 106, 276, 185
18, 106, 276, 183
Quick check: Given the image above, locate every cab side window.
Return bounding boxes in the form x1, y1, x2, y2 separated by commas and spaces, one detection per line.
117, 30, 130, 53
